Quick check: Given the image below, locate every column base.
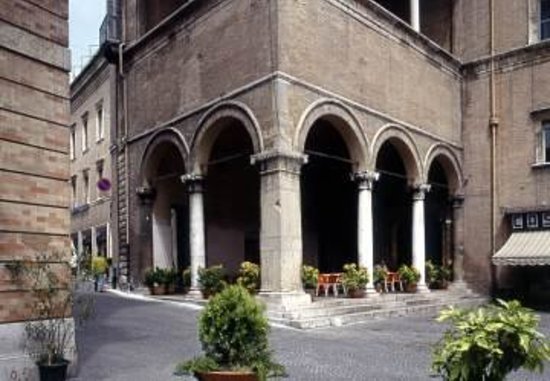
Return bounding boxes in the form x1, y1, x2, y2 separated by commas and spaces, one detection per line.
258, 290, 312, 312
416, 283, 431, 293
186, 288, 204, 299
448, 280, 470, 293
365, 284, 379, 296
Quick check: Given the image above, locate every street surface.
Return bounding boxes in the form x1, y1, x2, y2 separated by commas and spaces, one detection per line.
71, 293, 550, 381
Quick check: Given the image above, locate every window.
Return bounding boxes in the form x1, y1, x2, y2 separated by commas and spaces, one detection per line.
83, 170, 90, 204
82, 113, 89, 152
69, 125, 76, 160
70, 175, 77, 207
542, 0, 550, 40
96, 102, 104, 142
543, 121, 550, 163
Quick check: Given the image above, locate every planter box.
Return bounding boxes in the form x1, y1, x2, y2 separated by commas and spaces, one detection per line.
196, 371, 257, 381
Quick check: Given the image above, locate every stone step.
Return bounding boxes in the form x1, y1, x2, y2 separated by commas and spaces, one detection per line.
280, 294, 479, 320
278, 297, 487, 330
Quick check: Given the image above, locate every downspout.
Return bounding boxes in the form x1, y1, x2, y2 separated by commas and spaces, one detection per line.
117, 0, 131, 278
489, 0, 499, 295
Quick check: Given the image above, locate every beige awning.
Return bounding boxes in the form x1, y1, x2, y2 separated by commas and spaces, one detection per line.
493, 231, 550, 266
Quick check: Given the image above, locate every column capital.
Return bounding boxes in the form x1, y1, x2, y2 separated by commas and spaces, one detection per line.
136, 186, 156, 204
452, 194, 465, 209
353, 171, 379, 190
412, 183, 431, 201
181, 173, 205, 193
251, 150, 308, 175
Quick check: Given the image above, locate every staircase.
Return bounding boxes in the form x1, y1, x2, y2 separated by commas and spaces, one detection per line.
267, 288, 487, 330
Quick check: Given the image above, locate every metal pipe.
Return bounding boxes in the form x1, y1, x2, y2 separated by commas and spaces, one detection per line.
489, 0, 499, 295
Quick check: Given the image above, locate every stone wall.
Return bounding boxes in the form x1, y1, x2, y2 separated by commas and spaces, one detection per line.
0, 0, 71, 377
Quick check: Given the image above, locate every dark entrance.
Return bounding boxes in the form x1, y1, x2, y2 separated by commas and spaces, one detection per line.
301, 120, 357, 273
374, 141, 412, 270
426, 160, 452, 267
204, 120, 260, 275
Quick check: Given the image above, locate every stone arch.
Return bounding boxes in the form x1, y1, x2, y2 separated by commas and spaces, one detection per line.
140, 127, 189, 187
294, 98, 369, 171
371, 124, 423, 182
424, 143, 463, 195
190, 101, 264, 174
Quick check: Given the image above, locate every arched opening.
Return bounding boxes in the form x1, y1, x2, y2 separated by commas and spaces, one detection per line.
425, 160, 451, 267
374, 141, 413, 270
143, 141, 189, 273
203, 119, 260, 275
301, 120, 357, 272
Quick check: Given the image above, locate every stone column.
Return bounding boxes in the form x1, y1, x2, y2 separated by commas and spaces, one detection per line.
91, 226, 98, 256
182, 174, 206, 295
410, 0, 420, 32
452, 195, 466, 284
77, 230, 84, 259
354, 171, 379, 295
251, 150, 311, 307
412, 184, 430, 293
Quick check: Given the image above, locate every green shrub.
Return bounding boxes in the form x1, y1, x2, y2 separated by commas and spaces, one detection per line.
182, 267, 191, 288
398, 264, 420, 284
341, 263, 369, 291
91, 256, 107, 278
432, 299, 550, 381
198, 265, 226, 298
301, 265, 319, 289
175, 285, 286, 380
236, 261, 260, 294
144, 267, 164, 287
426, 260, 452, 285
163, 268, 178, 286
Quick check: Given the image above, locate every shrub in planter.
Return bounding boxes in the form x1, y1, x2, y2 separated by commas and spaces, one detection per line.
175, 285, 286, 380
432, 299, 550, 381
144, 267, 165, 295
301, 265, 319, 291
426, 260, 452, 289
163, 268, 178, 294
398, 264, 420, 292
198, 265, 226, 299
236, 262, 260, 294
373, 264, 388, 291
182, 267, 191, 293
8, 253, 94, 381
341, 263, 369, 298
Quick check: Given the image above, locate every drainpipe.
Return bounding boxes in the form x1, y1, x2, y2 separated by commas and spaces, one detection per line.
489, 0, 499, 296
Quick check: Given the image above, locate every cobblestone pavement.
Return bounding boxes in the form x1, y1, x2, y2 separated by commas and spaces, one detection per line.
71, 293, 550, 381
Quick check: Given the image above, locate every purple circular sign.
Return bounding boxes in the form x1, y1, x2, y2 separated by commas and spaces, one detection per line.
97, 178, 112, 191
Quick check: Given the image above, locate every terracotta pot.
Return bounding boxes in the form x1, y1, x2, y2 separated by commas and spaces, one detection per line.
405, 283, 418, 293
150, 285, 165, 295
196, 371, 258, 381
347, 288, 366, 298
165, 283, 176, 294
38, 360, 69, 381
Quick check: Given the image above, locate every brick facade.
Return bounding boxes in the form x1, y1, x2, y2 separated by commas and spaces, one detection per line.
0, 0, 70, 378
108, 0, 550, 295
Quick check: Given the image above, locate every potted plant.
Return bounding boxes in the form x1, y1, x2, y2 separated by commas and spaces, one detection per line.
91, 255, 107, 292
341, 263, 369, 298
9, 253, 94, 381
398, 264, 420, 293
182, 267, 191, 294
426, 260, 451, 290
301, 265, 319, 296
163, 268, 178, 294
144, 267, 165, 295
373, 264, 388, 292
198, 265, 226, 299
432, 299, 550, 381
236, 261, 260, 294
175, 285, 286, 380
